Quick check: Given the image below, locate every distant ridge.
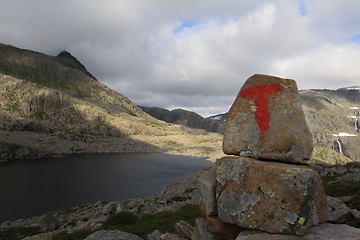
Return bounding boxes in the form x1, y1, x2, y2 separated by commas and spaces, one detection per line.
201, 88, 360, 162
144, 87, 360, 163
337, 86, 360, 91
139, 106, 222, 133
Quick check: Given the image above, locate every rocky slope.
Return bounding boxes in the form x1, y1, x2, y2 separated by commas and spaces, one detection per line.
0, 43, 223, 162
299, 87, 360, 162
138, 86, 360, 164
196, 88, 360, 164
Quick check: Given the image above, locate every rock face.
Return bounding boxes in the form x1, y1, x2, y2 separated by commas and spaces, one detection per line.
175, 220, 195, 239
235, 223, 360, 240
326, 196, 351, 222
192, 218, 222, 240
223, 74, 313, 164
85, 230, 142, 240
216, 157, 329, 235
203, 215, 242, 240
198, 167, 218, 216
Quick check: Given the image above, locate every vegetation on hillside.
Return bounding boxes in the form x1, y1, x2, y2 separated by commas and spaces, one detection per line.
0, 43, 222, 162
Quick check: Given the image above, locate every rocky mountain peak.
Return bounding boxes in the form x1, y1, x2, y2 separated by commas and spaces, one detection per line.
57, 50, 73, 57
55, 50, 97, 80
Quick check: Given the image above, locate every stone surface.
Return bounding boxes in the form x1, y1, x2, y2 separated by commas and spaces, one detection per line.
198, 167, 218, 216
23, 230, 62, 240
327, 196, 350, 222
192, 218, 222, 240
175, 220, 194, 239
160, 233, 187, 240
235, 223, 360, 240
147, 230, 187, 240
85, 230, 142, 240
351, 209, 360, 220
36, 214, 60, 232
216, 157, 329, 235
204, 215, 242, 240
147, 230, 163, 240
223, 74, 313, 164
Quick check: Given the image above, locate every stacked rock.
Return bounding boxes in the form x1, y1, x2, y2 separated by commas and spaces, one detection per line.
198, 74, 329, 239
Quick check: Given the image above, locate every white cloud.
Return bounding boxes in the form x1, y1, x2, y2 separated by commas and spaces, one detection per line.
272, 43, 360, 89
1, 0, 360, 116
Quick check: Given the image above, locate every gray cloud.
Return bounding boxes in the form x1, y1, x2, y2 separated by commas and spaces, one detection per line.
1, 0, 360, 116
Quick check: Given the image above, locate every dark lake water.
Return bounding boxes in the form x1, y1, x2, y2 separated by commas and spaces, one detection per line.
0, 153, 213, 223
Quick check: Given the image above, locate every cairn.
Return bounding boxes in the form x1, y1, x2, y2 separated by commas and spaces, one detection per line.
197, 74, 329, 239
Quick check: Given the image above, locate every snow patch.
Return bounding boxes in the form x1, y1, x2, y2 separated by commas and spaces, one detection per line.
350, 107, 359, 110
211, 116, 222, 120
348, 116, 357, 119
332, 132, 357, 137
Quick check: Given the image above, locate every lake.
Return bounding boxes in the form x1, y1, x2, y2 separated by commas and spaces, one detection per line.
0, 153, 213, 223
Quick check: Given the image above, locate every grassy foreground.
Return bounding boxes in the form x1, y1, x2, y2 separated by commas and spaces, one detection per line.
52, 204, 201, 240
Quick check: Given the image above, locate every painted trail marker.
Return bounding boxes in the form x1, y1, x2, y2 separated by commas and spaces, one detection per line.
240, 84, 283, 135
223, 74, 313, 164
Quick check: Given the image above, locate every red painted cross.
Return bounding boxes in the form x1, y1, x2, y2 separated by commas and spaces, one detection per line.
240, 84, 283, 134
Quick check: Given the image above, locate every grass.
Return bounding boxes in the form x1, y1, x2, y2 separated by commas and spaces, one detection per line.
103, 211, 138, 226
343, 214, 360, 229
101, 204, 201, 239
50, 204, 200, 240
0, 227, 42, 240
321, 176, 360, 197
166, 196, 190, 204
29, 111, 47, 120
184, 187, 197, 194
347, 192, 360, 210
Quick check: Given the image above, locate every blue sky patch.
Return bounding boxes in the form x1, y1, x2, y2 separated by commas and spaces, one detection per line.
298, 0, 308, 16
351, 34, 360, 43
173, 21, 196, 35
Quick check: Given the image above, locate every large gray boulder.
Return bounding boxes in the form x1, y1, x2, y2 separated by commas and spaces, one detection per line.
198, 167, 217, 216
216, 157, 329, 235
327, 196, 351, 222
36, 213, 60, 232
235, 223, 360, 240
192, 218, 222, 240
175, 220, 195, 239
85, 230, 142, 240
223, 74, 313, 164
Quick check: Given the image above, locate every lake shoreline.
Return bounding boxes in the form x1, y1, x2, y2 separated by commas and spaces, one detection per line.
0, 168, 208, 238
0, 153, 213, 223
0, 130, 223, 163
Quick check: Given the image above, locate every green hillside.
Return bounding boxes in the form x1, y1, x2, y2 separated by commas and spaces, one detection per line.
0, 44, 223, 162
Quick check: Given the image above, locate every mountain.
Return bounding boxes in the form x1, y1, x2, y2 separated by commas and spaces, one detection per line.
55, 50, 98, 80
139, 106, 222, 133
140, 86, 360, 163
299, 87, 360, 162
203, 88, 360, 163
206, 113, 227, 133
0, 43, 223, 162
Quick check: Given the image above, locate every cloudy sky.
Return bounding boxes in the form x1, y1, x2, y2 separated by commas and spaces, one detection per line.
1, 0, 360, 116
